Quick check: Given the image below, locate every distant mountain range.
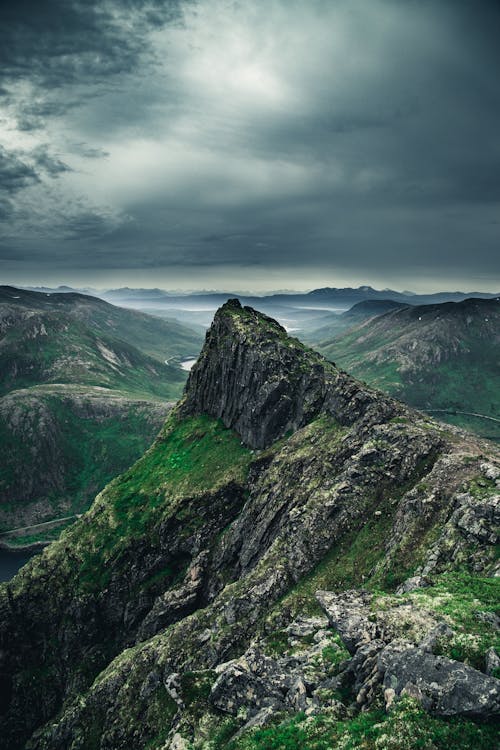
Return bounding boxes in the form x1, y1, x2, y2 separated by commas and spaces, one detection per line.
22, 284, 500, 331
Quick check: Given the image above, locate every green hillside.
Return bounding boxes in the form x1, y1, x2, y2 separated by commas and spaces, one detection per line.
0, 385, 172, 538
314, 298, 500, 440
0, 286, 204, 399
0, 288, 204, 542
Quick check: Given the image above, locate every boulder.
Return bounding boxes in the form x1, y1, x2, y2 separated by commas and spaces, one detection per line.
380, 644, 500, 719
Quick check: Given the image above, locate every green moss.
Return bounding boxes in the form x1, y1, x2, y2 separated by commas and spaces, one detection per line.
180, 670, 217, 709
407, 572, 500, 670
225, 697, 497, 750
468, 475, 497, 499
33, 412, 252, 593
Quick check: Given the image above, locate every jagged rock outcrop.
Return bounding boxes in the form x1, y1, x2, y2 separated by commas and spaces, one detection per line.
316, 588, 500, 720
181, 299, 400, 448
0, 301, 498, 750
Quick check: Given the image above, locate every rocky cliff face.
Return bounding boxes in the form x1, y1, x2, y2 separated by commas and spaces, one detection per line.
182, 300, 399, 448
0, 302, 498, 750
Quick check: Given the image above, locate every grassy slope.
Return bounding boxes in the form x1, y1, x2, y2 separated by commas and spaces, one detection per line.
0, 312, 187, 399
314, 298, 500, 440
0, 287, 204, 538
0, 386, 171, 535
50, 411, 253, 592
0, 286, 203, 362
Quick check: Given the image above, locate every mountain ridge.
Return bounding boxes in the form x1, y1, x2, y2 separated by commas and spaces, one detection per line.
314, 296, 500, 440
0, 301, 498, 749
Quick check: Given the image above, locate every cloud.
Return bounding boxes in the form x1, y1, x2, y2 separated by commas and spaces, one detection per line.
0, 0, 499, 290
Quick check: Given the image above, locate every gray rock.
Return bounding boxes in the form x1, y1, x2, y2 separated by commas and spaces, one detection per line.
395, 576, 430, 594
210, 664, 284, 716
380, 644, 500, 719
316, 590, 378, 653
486, 647, 500, 677
181, 299, 400, 449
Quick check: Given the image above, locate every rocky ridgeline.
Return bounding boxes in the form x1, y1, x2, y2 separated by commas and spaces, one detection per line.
181, 300, 400, 448
0, 301, 498, 749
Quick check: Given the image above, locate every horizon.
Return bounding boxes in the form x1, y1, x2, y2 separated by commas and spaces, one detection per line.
5, 279, 500, 297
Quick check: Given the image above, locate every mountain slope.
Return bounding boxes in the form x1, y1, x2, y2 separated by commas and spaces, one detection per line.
0, 286, 203, 399
300, 299, 409, 343
0, 287, 203, 541
4, 286, 203, 363
0, 300, 498, 749
0, 385, 172, 537
315, 297, 500, 440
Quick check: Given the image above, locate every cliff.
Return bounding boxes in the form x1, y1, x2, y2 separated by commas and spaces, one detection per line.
0, 301, 498, 749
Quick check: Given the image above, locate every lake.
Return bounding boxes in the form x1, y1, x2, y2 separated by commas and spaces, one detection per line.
0, 546, 40, 582
180, 358, 197, 371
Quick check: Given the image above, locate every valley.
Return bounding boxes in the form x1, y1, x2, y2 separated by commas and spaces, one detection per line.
0, 287, 204, 548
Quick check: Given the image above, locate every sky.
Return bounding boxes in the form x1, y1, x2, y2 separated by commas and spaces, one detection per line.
0, 0, 499, 293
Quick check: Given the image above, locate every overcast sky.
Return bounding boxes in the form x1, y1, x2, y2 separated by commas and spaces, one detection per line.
0, 0, 499, 292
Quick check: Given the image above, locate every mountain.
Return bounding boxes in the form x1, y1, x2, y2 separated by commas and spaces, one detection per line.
0, 300, 498, 749
90, 284, 500, 334
0, 287, 204, 543
0, 385, 172, 537
0, 286, 203, 375
315, 297, 500, 440
305, 285, 500, 305
301, 299, 410, 343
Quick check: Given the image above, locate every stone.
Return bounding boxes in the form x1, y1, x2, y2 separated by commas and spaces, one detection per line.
380, 644, 500, 719
485, 647, 500, 677
316, 590, 378, 653
209, 664, 284, 716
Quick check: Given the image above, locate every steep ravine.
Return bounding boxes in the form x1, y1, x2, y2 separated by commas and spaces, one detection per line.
0, 300, 498, 750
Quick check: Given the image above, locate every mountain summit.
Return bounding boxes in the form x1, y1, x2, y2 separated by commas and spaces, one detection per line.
182, 299, 399, 447
0, 302, 498, 749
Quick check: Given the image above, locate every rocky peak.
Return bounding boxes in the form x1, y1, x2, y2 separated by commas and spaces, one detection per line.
181, 299, 401, 448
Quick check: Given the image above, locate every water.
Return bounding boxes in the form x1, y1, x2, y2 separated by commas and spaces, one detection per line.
180, 358, 197, 371
0, 547, 39, 582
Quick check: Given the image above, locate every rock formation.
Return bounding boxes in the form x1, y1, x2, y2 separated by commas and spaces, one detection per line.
0, 300, 498, 749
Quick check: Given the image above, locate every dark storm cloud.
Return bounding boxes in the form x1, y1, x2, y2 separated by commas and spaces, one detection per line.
0, 147, 40, 193
0, 0, 499, 290
0, 0, 184, 89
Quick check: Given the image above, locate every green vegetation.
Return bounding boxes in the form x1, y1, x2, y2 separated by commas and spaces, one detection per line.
313, 299, 500, 441
0, 387, 169, 535
223, 698, 497, 750
275, 451, 439, 618
58, 413, 252, 591
400, 572, 500, 670
0, 313, 186, 399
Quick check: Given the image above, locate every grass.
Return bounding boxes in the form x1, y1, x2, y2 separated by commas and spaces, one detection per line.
224, 698, 498, 750
61, 412, 252, 591
314, 304, 500, 441
0, 390, 169, 534
399, 572, 500, 670
0, 312, 188, 400
275, 451, 439, 618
